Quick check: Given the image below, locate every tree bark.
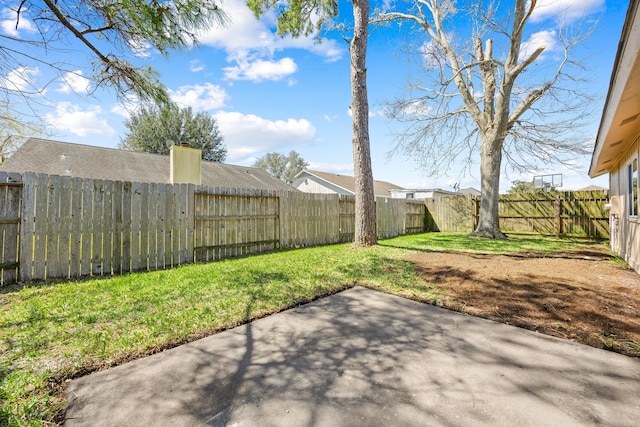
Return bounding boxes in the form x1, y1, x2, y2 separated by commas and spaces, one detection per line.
350, 0, 376, 247
472, 135, 507, 239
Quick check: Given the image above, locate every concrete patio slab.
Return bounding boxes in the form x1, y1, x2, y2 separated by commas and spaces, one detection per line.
65, 287, 640, 426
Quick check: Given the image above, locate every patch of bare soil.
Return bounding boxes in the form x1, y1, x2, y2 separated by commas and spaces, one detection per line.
406, 246, 640, 357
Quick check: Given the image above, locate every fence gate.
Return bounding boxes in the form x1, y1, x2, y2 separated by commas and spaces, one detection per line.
0, 173, 21, 285
193, 188, 280, 262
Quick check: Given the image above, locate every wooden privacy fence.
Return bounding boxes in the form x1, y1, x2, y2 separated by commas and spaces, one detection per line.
0, 172, 427, 286
18, 173, 194, 282
194, 188, 280, 262
424, 191, 610, 237
424, 195, 476, 232
499, 191, 610, 237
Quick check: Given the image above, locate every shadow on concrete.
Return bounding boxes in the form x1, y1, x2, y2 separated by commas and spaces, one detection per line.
65, 287, 640, 426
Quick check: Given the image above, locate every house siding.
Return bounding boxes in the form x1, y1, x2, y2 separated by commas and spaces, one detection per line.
293, 175, 353, 196
609, 132, 640, 272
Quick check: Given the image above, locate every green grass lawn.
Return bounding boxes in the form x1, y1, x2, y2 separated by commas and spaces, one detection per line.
0, 233, 602, 426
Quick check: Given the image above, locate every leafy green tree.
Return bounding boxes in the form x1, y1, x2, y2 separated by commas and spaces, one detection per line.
253, 151, 309, 183
507, 180, 538, 194
120, 104, 227, 162
2, 0, 227, 107
248, 0, 377, 246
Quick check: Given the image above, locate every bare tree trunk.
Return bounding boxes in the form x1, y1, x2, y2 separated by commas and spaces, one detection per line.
350, 0, 376, 247
473, 136, 507, 239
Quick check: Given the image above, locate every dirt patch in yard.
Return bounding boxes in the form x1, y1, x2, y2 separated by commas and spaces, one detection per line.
406, 246, 640, 357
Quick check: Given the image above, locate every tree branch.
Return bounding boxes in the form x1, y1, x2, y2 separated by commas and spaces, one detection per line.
42, 0, 110, 64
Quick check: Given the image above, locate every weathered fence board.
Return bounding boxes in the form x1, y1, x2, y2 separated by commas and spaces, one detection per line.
279, 192, 341, 248
80, 179, 92, 276
424, 195, 476, 232
194, 187, 280, 262
33, 174, 48, 279
338, 196, 355, 243
405, 201, 426, 233
377, 197, 406, 239
425, 191, 610, 237
14, 174, 196, 283
69, 178, 82, 277
0, 172, 21, 286
499, 191, 609, 237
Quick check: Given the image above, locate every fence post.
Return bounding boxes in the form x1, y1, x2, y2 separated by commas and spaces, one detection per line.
555, 196, 562, 237
472, 196, 480, 230
19, 173, 35, 283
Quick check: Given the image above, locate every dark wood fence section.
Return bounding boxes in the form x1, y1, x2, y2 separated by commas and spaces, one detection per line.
0, 173, 21, 286
424, 191, 610, 238
499, 191, 610, 237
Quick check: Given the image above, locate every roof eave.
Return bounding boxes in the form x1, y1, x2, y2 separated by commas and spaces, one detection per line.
590, 0, 640, 178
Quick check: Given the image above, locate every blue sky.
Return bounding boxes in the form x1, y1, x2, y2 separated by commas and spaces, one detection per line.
0, 0, 629, 191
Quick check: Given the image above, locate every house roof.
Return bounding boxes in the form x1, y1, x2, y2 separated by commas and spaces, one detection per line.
577, 185, 608, 191
590, 0, 640, 177
459, 187, 481, 196
297, 170, 404, 197
1, 138, 295, 191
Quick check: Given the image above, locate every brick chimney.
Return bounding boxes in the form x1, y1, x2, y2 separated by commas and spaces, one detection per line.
170, 143, 201, 185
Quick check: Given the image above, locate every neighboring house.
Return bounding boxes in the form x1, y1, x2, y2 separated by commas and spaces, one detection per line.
589, 0, 640, 274
1, 138, 295, 191
390, 188, 456, 199
390, 187, 480, 199
459, 187, 481, 197
293, 169, 404, 198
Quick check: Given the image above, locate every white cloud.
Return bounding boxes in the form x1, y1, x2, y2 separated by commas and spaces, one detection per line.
214, 111, 316, 162
276, 35, 343, 63
529, 0, 604, 23
56, 71, 90, 94
1, 7, 36, 37
388, 100, 433, 117
0, 66, 39, 92
127, 39, 153, 58
224, 56, 298, 81
169, 83, 228, 111
307, 162, 354, 174
45, 103, 115, 137
189, 60, 205, 72
196, 0, 344, 83
110, 94, 141, 118
110, 105, 131, 118
519, 30, 558, 62
421, 40, 446, 68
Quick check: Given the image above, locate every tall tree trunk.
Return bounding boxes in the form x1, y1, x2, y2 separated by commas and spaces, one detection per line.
473, 135, 507, 239
350, 0, 376, 247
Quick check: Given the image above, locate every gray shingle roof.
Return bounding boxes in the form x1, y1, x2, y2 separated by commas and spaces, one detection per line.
300, 170, 404, 197
1, 138, 295, 191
